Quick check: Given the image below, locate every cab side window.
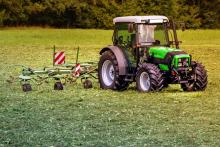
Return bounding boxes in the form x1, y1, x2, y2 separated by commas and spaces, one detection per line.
115, 23, 135, 47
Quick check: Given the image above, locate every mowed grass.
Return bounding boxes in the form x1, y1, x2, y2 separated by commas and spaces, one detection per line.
0, 28, 220, 146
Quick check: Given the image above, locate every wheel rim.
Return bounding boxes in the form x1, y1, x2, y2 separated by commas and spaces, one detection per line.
102, 60, 115, 86
139, 72, 151, 91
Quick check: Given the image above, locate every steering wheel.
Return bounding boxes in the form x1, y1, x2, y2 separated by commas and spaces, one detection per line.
154, 40, 160, 45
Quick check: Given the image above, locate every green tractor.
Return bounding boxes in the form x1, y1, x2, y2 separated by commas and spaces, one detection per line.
98, 16, 207, 92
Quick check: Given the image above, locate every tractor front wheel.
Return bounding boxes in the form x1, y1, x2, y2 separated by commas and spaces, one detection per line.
98, 50, 129, 90
181, 62, 207, 91
136, 63, 164, 92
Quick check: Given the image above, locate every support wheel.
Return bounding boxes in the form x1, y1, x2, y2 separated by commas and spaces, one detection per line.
22, 83, 32, 92
136, 63, 163, 92
98, 50, 129, 90
181, 62, 208, 91
54, 82, 63, 90
83, 79, 93, 89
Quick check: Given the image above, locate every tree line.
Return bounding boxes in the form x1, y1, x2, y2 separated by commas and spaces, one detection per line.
0, 0, 219, 29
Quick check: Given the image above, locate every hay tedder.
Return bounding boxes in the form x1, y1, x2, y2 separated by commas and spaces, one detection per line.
14, 46, 98, 92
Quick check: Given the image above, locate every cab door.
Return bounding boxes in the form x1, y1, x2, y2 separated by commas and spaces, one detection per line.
114, 23, 137, 67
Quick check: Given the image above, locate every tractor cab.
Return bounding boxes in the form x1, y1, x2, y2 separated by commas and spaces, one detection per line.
113, 16, 180, 49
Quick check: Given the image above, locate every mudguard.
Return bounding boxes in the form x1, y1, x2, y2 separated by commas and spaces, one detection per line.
100, 45, 128, 75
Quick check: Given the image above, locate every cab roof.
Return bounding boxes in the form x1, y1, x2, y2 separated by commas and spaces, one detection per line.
113, 15, 169, 24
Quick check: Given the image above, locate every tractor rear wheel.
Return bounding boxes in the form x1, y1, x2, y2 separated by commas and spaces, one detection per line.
98, 50, 129, 90
136, 63, 164, 92
181, 62, 207, 91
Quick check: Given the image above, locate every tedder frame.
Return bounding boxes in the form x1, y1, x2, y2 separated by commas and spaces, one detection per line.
8, 46, 98, 92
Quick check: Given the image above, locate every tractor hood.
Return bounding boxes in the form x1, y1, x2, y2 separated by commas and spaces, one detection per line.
149, 46, 184, 59
148, 46, 191, 70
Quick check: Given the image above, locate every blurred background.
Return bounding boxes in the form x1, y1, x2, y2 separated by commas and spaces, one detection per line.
0, 0, 219, 29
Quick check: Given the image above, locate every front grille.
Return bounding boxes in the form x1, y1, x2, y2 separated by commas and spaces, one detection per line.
178, 58, 189, 67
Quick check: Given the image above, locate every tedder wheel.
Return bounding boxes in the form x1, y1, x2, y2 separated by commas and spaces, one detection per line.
22, 83, 32, 92
83, 79, 93, 89
54, 82, 63, 90
98, 50, 129, 90
181, 62, 208, 91
136, 63, 164, 92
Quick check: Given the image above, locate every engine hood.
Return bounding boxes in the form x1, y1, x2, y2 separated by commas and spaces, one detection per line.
149, 46, 186, 59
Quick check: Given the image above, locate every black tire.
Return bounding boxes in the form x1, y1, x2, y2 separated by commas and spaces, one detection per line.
136, 63, 164, 92
162, 76, 169, 89
83, 79, 93, 89
54, 82, 63, 90
98, 50, 129, 90
181, 62, 208, 91
22, 83, 32, 92
163, 82, 169, 89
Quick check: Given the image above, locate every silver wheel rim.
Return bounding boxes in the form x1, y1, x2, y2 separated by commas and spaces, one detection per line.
140, 72, 151, 91
102, 60, 115, 86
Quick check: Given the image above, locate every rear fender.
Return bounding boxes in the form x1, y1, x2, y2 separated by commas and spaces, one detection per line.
100, 46, 128, 75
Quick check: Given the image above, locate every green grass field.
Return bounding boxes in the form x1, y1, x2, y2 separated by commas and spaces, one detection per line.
0, 28, 220, 146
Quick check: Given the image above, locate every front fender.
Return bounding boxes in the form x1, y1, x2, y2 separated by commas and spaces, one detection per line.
100, 46, 128, 75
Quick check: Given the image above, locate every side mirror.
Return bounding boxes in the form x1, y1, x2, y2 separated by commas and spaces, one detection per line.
128, 23, 134, 33
166, 22, 171, 29
176, 21, 186, 31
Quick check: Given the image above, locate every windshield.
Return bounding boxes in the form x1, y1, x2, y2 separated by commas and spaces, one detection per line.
138, 24, 168, 46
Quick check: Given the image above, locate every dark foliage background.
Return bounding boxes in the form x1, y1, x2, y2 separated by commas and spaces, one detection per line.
0, 0, 219, 29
